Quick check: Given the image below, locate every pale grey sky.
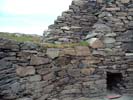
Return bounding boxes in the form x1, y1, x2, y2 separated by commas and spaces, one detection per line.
0, 0, 72, 35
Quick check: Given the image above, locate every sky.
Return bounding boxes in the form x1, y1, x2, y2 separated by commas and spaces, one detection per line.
0, 0, 72, 35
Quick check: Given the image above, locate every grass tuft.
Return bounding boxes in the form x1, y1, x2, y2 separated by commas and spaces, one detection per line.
0, 32, 41, 43
0, 32, 89, 48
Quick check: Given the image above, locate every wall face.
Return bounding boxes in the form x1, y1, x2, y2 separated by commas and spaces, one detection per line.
0, 34, 133, 100
0, 38, 106, 100
43, 0, 133, 44
43, 0, 99, 43
0, 0, 133, 100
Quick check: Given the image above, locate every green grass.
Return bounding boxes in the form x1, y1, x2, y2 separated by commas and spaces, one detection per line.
0, 32, 89, 48
0, 32, 41, 43
42, 41, 89, 48
79, 41, 89, 46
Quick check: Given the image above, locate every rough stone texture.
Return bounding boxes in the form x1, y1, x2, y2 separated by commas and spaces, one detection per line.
120, 0, 130, 3
75, 46, 91, 56
30, 55, 50, 65
0, 0, 133, 100
46, 48, 60, 59
17, 98, 33, 100
89, 38, 104, 48
16, 66, 35, 77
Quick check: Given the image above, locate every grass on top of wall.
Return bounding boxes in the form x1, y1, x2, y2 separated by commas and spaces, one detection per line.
0, 32, 41, 43
42, 41, 89, 48
0, 32, 89, 48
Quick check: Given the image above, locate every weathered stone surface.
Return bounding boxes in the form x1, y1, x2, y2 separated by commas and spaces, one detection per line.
30, 55, 50, 65
128, 21, 133, 28
97, 0, 103, 3
17, 98, 33, 100
1, 0, 133, 99
75, 46, 90, 56
86, 32, 99, 39
63, 48, 76, 55
20, 42, 38, 50
93, 24, 111, 33
105, 33, 116, 37
92, 50, 106, 56
61, 26, 70, 30
81, 68, 95, 75
61, 89, 81, 94
105, 7, 120, 11
76, 97, 90, 100
104, 38, 116, 44
28, 75, 41, 82
82, 57, 101, 64
16, 66, 35, 77
95, 79, 106, 85
120, 0, 130, 3
62, 97, 73, 100
38, 94, 49, 100
46, 48, 60, 59
43, 85, 54, 93
0, 38, 19, 51
127, 68, 133, 72
67, 69, 81, 77
72, 0, 85, 6
42, 73, 54, 81
89, 38, 104, 48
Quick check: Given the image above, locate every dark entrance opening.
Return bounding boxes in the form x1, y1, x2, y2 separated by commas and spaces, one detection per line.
107, 72, 125, 94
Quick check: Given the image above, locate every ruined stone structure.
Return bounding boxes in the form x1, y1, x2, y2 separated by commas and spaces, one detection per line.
0, 0, 133, 100
44, 0, 133, 44
0, 33, 133, 100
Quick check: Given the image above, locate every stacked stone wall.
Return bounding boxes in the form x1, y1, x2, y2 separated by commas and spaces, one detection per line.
0, 37, 133, 100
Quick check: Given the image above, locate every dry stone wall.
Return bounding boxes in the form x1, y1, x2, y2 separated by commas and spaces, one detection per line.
43, 0, 133, 44
0, 34, 133, 100
0, 38, 104, 100
0, 0, 133, 100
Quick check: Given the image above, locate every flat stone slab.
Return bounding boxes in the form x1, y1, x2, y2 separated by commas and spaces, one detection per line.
86, 96, 133, 100
46, 48, 60, 59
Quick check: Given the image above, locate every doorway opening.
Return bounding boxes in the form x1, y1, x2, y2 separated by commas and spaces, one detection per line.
107, 72, 125, 94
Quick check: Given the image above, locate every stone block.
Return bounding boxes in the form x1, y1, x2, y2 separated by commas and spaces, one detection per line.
56, 77, 69, 86
38, 94, 49, 100
95, 79, 106, 85
16, 66, 35, 77
97, 0, 103, 3
43, 85, 54, 93
0, 38, 19, 51
82, 57, 101, 64
72, 0, 85, 6
28, 75, 41, 82
30, 55, 50, 65
93, 23, 111, 32
46, 48, 60, 59
61, 26, 70, 30
81, 68, 95, 75
92, 50, 106, 56
43, 73, 55, 81
128, 21, 133, 29
127, 68, 133, 72
61, 89, 81, 94
104, 37, 116, 44
63, 48, 76, 56
17, 98, 33, 100
67, 69, 81, 77
89, 38, 104, 48
83, 81, 94, 86
75, 46, 91, 56
20, 42, 38, 50
37, 68, 51, 75
105, 7, 120, 11
120, 0, 130, 3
